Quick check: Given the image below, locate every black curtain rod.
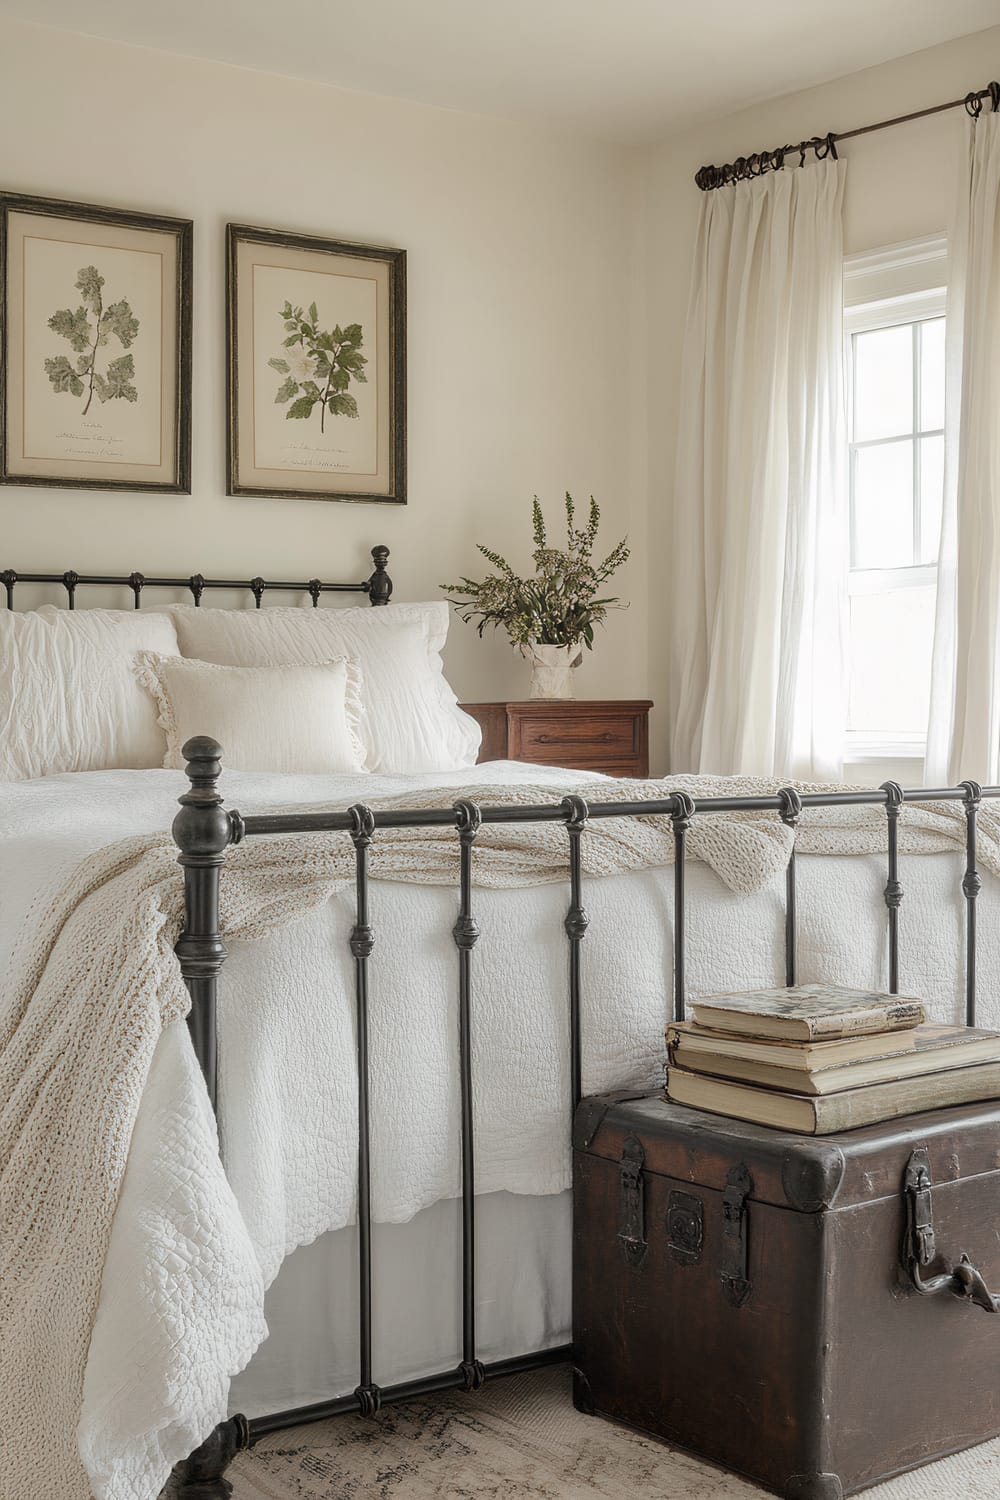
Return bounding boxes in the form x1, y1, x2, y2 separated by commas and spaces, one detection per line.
695, 79, 1000, 191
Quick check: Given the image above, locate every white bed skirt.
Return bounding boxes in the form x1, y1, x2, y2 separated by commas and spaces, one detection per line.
230, 1190, 571, 1418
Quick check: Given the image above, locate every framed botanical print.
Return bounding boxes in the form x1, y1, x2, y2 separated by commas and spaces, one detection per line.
0, 193, 192, 492
227, 222, 406, 504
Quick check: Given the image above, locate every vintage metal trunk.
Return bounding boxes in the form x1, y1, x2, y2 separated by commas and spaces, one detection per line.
572, 1092, 1000, 1499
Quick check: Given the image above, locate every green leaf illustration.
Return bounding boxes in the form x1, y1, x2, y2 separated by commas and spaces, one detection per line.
93, 353, 137, 403
46, 264, 141, 413
44, 355, 85, 397
328, 392, 358, 419
286, 395, 317, 420
273, 304, 367, 433
75, 265, 104, 311
103, 299, 139, 348
48, 306, 92, 353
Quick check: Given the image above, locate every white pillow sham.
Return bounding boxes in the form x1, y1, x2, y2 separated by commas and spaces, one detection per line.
169, 601, 481, 774
0, 606, 180, 780
135, 652, 367, 774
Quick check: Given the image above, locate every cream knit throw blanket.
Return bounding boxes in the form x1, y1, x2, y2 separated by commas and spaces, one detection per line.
2, 773, 999, 1499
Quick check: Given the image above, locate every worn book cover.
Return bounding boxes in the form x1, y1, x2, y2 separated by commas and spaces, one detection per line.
668, 1025, 1000, 1095
690, 982, 925, 1041
667, 1059, 1000, 1135
666, 1022, 917, 1071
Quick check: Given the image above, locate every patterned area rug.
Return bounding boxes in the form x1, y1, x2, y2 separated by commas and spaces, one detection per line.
231, 1366, 1000, 1499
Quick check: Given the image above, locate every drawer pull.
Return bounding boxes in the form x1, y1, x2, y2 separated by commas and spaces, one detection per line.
536, 731, 615, 745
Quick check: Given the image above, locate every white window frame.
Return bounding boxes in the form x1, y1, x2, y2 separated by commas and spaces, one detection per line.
842, 235, 947, 765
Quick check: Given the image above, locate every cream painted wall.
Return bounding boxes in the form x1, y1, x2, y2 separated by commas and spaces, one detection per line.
643, 25, 1000, 773
0, 16, 647, 712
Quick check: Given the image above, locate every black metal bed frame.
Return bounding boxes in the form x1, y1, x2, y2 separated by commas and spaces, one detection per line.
167, 759, 1000, 1495
6, 552, 997, 1497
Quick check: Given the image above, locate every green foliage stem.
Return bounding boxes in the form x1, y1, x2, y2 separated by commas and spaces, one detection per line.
45, 266, 139, 414
271, 302, 367, 432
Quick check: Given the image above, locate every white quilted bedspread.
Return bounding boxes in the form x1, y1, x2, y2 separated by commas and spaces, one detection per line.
3, 764, 1000, 1500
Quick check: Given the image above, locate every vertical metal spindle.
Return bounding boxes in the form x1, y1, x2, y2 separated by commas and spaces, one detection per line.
960, 781, 983, 1028
1, 569, 16, 609
561, 796, 590, 1117
63, 569, 78, 609
452, 800, 485, 1394
880, 782, 904, 995
347, 803, 381, 1418
189, 573, 205, 607
671, 793, 695, 1023
129, 571, 145, 610
777, 788, 802, 987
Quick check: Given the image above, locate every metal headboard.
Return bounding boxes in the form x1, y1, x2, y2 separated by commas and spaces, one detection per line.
0, 544, 391, 610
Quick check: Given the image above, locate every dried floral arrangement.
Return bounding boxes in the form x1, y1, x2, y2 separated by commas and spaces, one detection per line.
441, 493, 629, 649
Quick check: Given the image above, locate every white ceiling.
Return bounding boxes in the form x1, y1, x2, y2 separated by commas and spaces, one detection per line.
2, 0, 998, 144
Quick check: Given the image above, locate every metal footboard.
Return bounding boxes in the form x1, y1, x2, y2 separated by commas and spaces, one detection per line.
169, 737, 999, 1482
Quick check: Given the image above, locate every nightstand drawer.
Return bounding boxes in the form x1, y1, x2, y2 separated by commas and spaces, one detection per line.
512, 713, 638, 763
461, 699, 652, 778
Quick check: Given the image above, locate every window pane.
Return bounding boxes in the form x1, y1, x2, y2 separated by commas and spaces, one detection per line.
919, 433, 944, 565
848, 586, 935, 734
919, 317, 945, 432
853, 325, 913, 441
853, 439, 914, 569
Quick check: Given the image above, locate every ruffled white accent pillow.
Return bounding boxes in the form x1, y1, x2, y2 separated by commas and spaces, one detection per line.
135, 654, 368, 774
0, 606, 180, 780
169, 601, 481, 774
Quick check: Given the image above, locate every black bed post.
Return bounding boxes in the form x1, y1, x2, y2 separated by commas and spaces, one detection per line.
169, 737, 250, 1497
368, 544, 392, 605
173, 736, 234, 1109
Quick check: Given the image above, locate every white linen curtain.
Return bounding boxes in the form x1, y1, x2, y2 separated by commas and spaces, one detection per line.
667, 159, 848, 778
927, 110, 1000, 785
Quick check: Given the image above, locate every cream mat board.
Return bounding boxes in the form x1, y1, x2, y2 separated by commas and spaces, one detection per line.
230, 1366, 1000, 1499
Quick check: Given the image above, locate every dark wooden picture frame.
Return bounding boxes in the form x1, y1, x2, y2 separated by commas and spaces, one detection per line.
227, 222, 406, 505
0, 192, 192, 493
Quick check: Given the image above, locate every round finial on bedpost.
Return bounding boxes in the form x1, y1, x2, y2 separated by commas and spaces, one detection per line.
368, 545, 392, 606
173, 738, 230, 854
172, 739, 231, 963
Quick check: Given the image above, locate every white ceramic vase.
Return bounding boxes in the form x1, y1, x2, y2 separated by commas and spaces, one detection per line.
523, 642, 583, 699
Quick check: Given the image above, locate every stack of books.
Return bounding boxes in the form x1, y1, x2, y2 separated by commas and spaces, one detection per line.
666, 983, 1000, 1135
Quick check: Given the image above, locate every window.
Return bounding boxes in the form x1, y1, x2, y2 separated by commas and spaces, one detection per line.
843, 238, 947, 762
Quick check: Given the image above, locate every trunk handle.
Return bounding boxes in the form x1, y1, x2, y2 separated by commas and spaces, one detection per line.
903, 1148, 1000, 1314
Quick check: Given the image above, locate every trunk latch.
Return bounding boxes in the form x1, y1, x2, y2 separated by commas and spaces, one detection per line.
721, 1162, 753, 1307
618, 1135, 648, 1267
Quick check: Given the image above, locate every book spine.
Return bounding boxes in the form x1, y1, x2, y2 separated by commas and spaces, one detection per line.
805, 1002, 923, 1039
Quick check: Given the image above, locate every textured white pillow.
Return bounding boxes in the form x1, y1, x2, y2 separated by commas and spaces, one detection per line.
169, 601, 481, 774
0, 607, 180, 780
135, 653, 367, 774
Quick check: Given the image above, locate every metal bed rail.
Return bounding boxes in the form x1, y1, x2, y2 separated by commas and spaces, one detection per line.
0, 544, 392, 609
169, 739, 999, 1482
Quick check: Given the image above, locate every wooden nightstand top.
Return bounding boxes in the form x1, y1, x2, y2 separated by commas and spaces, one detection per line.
462, 699, 654, 712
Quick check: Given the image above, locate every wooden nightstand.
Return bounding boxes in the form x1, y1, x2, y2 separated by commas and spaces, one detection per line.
460, 700, 652, 778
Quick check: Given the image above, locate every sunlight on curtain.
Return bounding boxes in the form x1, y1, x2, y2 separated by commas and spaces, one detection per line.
668, 160, 848, 779
927, 111, 1000, 785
